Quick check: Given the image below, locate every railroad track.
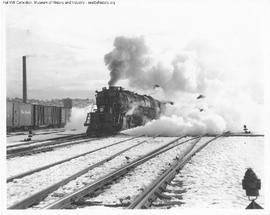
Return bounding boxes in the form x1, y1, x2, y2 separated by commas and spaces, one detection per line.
47, 134, 226, 209
27, 129, 66, 136
7, 136, 148, 209
7, 133, 230, 210
42, 136, 201, 209
7, 128, 66, 137
7, 136, 185, 209
128, 133, 227, 209
7, 133, 86, 149
206, 132, 264, 137
7, 136, 140, 182
6, 134, 94, 159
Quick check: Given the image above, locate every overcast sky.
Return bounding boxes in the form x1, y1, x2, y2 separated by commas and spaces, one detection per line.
4, 0, 269, 99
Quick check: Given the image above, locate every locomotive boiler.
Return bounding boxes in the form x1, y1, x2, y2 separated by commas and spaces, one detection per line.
84, 86, 167, 136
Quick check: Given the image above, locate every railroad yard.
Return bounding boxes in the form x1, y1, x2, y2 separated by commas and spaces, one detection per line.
4, 0, 268, 211
6, 128, 264, 209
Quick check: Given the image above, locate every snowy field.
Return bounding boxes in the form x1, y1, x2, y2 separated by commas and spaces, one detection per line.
172, 136, 264, 209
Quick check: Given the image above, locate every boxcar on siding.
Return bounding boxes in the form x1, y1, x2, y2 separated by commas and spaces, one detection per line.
61, 107, 66, 126
33, 105, 45, 127
51, 106, 61, 126
34, 105, 63, 128
60, 108, 71, 126
44, 106, 52, 126
65, 108, 71, 123
6, 102, 13, 128
58, 107, 62, 125
7, 101, 71, 131
13, 102, 33, 129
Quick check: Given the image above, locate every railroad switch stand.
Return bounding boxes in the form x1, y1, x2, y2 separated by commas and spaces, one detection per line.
243, 125, 251, 134
242, 168, 263, 209
24, 129, 33, 141
28, 129, 33, 137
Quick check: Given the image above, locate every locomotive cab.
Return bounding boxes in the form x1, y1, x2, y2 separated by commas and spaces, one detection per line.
85, 86, 166, 136
84, 86, 123, 136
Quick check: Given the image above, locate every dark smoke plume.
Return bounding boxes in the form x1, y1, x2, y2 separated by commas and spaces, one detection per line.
104, 36, 207, 94
104, 36, 149, 86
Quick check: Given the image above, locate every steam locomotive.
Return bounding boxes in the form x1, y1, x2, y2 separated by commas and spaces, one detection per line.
84, 86, 167, 136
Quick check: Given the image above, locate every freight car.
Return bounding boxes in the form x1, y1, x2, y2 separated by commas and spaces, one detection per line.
6, 101, 71, 132
84, 86, 167, 136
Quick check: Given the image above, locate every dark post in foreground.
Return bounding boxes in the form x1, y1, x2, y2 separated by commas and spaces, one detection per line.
242, 168, 263, 209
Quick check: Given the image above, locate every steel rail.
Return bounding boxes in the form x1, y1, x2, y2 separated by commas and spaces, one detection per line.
43, 136, 205, 209
7, 128, 66, 136
128, 133, 227, 209
7, 133, 86, 149
6, 137, 101, 159
224, 134, 264, 137
28, 129, 66, 136
207, 132, 264, 137
7, 134, 87, 152
7, 129, 65, 137
7, 137, 91, 154
9, 129, 66, 137
7, 136, 142, 182
8, 139, 147, 209
7, 132, 27, 136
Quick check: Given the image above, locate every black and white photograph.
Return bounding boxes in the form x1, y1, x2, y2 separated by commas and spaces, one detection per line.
1, 0, 270, 213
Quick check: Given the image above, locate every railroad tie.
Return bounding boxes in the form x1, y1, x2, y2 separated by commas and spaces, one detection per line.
74, 199, 102, 206
155, 192, 172, 200
162, 194, 183, 200
163, 188, 186, 194
151, 200, 184, 207
103, 203, 130, 208
167, 181, 183, 187
170, 179, 183, 184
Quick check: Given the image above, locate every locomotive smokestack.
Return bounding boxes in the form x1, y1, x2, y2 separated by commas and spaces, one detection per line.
22, 56, 27, 103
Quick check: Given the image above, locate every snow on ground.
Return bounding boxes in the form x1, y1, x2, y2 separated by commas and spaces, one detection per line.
32, 137, 176, 208
159, 136, 264, 209
7, 136, 129, 177
82, 137, 211, 208
6, 136, 264, 209
7, 136, 151, 207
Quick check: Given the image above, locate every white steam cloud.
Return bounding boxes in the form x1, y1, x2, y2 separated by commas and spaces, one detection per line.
65, 105, 94, 132
105, 36, 264, 136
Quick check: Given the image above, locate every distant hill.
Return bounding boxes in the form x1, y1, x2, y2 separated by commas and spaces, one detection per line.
6, 97, 94, 108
